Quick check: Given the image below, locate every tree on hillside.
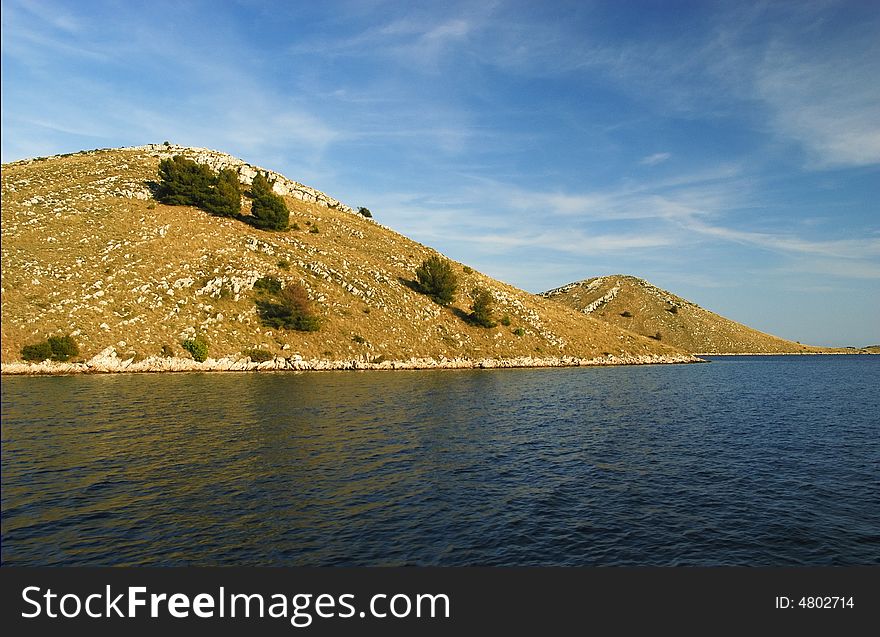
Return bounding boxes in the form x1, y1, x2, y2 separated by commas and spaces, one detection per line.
203, 168, 242, 217
21, 334, 80, 362
468, 287, 496, 328
156, 157, 241, 217
415, 256, 458, 306
156, 156, 215, 207
249, 173, 289, 230
256, 282, 320, 331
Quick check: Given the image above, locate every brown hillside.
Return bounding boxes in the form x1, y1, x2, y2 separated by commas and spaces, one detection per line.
1, 145, 691, 367
541, 275, 840, 354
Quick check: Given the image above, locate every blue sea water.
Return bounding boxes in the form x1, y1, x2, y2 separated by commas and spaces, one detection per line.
2, 355, 878, 566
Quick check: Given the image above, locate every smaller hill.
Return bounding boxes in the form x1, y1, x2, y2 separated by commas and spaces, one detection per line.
541, 275, 839, 354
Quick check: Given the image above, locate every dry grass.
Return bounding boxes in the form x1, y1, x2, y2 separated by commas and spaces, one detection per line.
1, 147, 689, 364
542, 275, 849, 354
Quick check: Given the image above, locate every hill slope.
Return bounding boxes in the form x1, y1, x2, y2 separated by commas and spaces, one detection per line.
541, 275, 837, 354
1, 145, 695, 370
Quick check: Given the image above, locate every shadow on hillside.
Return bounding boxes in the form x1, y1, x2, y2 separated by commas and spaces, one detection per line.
144, 180, 161, 197
450, 307, 473, 323
398, 277, 422, 293
397, 277, 479, 324
255, 299, 287, 329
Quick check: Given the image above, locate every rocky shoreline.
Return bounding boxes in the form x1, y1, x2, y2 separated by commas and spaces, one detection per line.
0, 347, 703, 375
694, 351, 873, 356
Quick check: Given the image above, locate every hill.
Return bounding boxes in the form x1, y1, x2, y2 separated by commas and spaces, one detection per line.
540, 275, 846, 354
0, 145, 696, 372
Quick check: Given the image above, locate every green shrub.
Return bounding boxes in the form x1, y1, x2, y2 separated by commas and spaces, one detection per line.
256, 283, 321, 332
358, 206, 372, 218
161, 344, 175, 358
468, 287, 496, 328
249, 173, 289, 230
155, 156, 241, 218
245, 348, 273, 362
21, 340, 53, 362
294, 315, 322, 332
462, 266, 473, 274
254, 275, 282, 294
415, 256, 458, 305
21, 335, 79, 362
291, 222, 301, 231
156, 156, 214, 206
182, 336, 209, 362
500, 314, 511, 326
203, 168, 242, 217
47, 335, 79, 361
352, 334, 366, 344
277, 259, 290, 270
513, 327, 525, 337
309, 225, 320, 234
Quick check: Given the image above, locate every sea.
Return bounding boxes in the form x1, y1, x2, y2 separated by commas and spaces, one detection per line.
2, 355, 878, 566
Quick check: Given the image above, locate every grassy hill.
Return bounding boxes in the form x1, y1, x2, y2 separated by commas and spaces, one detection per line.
541, 275, 849, 354
1, 145, 694, 369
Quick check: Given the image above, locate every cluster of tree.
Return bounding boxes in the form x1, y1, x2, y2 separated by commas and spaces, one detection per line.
156, 156, 242, 217
256, 282, 320, 331
21, 335, 79, 362
155, 156, 289, 230
413, 257, 498, 328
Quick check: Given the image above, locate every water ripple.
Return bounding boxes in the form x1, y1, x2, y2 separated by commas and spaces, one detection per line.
2, 356, 879, 566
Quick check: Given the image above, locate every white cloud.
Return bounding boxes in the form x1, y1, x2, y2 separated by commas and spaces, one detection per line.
678, 217, 880, 260
639, 152, 671, 166
754, 38, 880, 168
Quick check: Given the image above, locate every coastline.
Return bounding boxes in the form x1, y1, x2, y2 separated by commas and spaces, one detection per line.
694, 351, 876, 356
0, 347, 703, 375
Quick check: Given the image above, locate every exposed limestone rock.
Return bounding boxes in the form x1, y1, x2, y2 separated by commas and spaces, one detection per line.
1, 351, 704, 375
135, 143, 356, 214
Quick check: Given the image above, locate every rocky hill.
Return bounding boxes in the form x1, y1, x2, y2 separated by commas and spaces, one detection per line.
0, 145, 697, 372
541, 275, 845, 354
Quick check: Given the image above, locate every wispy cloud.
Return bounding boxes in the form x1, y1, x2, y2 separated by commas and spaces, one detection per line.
781, 258, 880, 280
754, 37, 880, 168
679, 217, 880, 260
640, 152, 671, 166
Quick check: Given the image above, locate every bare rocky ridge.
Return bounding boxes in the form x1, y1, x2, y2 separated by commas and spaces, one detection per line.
1, 146, 699, 373
541, 275, 849, 354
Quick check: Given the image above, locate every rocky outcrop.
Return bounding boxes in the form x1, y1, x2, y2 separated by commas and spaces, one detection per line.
135, 143, 355, 213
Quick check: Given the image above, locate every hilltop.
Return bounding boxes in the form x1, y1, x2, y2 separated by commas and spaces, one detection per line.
0, 145, 696, 372
540, 275, 849, 354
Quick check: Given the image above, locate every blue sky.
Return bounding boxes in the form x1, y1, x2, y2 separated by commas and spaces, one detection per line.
2, 0, 878, 346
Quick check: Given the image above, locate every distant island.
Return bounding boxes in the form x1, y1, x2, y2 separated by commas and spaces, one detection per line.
0, 144, 870, 375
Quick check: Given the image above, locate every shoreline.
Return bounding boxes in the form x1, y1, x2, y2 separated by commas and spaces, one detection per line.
2, 350, 873, 376
0, 348, 703, 375
694, 351, 877, 356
